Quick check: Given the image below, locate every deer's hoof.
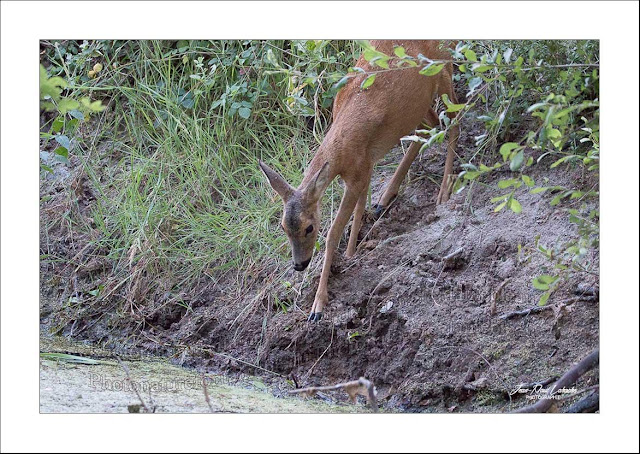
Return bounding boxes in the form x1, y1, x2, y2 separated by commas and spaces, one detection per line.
307, 312, 323, 323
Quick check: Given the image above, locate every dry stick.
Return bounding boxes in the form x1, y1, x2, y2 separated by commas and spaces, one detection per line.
513, 348, 599, 413
565, 390, 599, 413
442, 247, 464, 266
116, 356, 151, 413
289, 377, 378, 413
516, 375, 560, 391
201, 373, 215, 413
195, 347, 289, 380
490, 278, 510, 316
555, 384, 600, 402
499, 295, 596, 320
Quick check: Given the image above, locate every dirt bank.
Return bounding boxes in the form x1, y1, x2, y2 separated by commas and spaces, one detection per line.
40, 121, 599, 413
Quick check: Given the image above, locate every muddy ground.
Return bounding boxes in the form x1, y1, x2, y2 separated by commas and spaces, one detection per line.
39, 337, 362, 413
40, 116, 599, 413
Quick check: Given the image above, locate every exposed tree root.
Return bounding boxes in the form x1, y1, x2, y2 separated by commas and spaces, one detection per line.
513, 348, 599, 413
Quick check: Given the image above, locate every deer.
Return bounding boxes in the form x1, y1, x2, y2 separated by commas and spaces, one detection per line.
259, 40, 460, 322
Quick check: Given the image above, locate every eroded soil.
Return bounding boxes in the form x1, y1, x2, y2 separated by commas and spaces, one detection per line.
40, 118, 599, 413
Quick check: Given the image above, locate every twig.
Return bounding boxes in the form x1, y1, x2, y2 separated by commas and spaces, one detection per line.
565, 390, 599, 413
500, 304, 552, 320
514, 376, 559, 392
202, 373, 215, 413
556, 384, 600, 402
490, 278, 509, 316
500, 295, 596, 320
195, 346, 289, 380
116, 356, 151, 413
290, 377, 378, 412
513, 348, 599, 413
442, 246, 464, 269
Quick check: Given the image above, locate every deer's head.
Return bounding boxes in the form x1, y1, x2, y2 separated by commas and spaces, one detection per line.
259, 161, 330, 271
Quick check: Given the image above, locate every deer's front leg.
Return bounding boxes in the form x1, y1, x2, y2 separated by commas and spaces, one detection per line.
309, 184, 362, 322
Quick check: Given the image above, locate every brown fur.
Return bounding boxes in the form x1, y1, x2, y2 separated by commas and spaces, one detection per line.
260, 40, 461, 320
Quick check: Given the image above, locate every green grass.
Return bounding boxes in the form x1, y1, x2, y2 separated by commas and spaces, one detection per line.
40, 40, 358, 306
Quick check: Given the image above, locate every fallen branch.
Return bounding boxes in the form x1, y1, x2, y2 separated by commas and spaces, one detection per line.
500, 295, 596, 320
565, 391, 599, 413
290, 377, 378, 412
514, 376, 559, 392
513, 348, 599, 413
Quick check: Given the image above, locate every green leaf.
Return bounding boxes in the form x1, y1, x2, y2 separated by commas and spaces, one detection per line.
370, 56, 389, 69
547, 128, 562, 139
68, 109, 84, 120
463, 171, 480, 180
361, 74, 376, 90
510, 150, 524, 171
550, 156, 570, 168
494, 200, 507, 212
40, 163, 54, 173
532, 274, 557, 291
40, 352, 114, 365
498, 179, 516, 189
39, 65, 67, 101
499, 142, 519, 162
393, 46, 407, 58
55, 135, 71, 150
468, 77, 483, 92
419, 63, 444, 76
464, 49, 477, 62
539, 291, 551, 306
472, 64, 492, 73
446, 102, 466, 113
53, 146, 68, 159
58, 97, 80, 115
53, 146, 69, 164
509, 198, 522, 214
550, 193, 565, 206
334, 75, 351, 90
238, 107, 251, 119
490, 193, 510, 203
51, 117, 64, 133
521, 175, 535, 187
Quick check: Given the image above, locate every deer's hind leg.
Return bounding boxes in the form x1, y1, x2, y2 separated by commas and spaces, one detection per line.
374, 108, 440, 216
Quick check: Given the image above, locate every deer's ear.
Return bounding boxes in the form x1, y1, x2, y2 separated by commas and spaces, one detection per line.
259, 161, 294, 202
304, 162, 331, 202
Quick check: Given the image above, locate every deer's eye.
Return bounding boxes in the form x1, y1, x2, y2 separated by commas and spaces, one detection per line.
305, 225, 314, 235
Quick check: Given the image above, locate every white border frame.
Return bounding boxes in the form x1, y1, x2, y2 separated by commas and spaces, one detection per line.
2, 1, 639, 452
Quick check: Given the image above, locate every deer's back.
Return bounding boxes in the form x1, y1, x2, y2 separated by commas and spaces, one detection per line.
330, 40, 454, 168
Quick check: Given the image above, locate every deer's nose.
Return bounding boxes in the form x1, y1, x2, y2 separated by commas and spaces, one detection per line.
293, 258, 311, 271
